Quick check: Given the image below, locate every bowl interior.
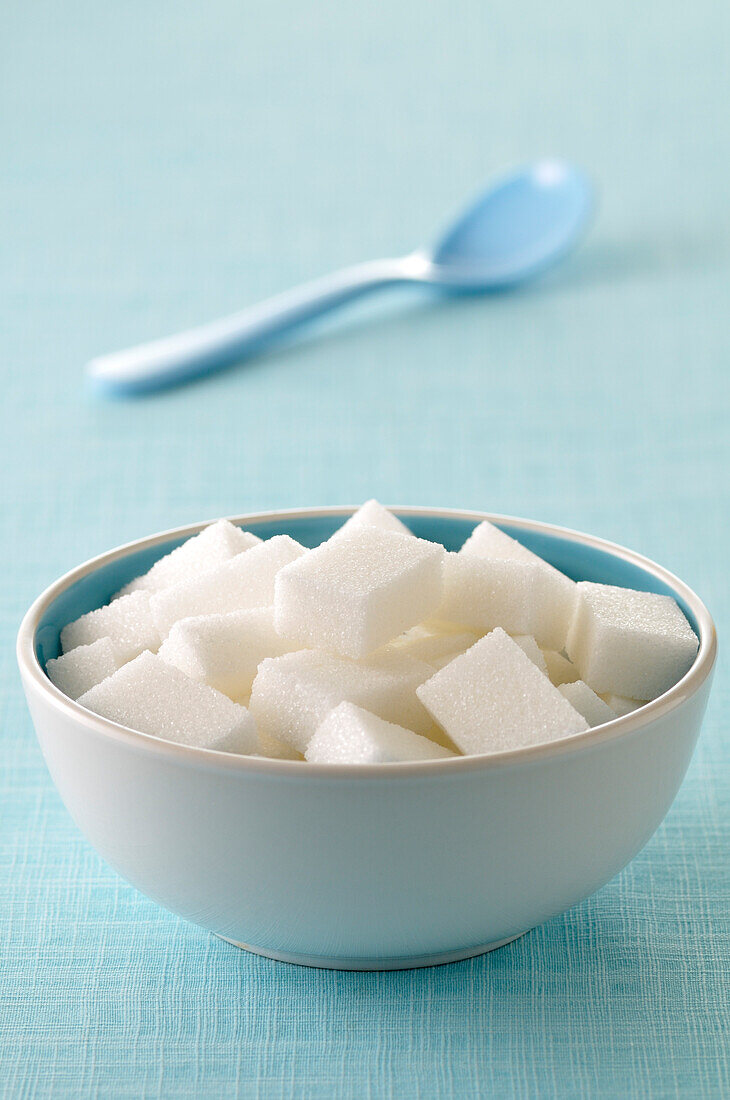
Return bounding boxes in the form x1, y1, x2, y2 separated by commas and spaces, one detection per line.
34, 512, 700, 668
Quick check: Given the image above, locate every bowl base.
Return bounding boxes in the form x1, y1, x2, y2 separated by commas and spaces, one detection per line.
215, 933, 526, 970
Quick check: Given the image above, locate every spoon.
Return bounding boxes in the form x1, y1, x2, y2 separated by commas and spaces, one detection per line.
88, 160, 593, 395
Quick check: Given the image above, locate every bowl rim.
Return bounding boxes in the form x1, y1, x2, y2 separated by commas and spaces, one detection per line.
17, 505, 718, 778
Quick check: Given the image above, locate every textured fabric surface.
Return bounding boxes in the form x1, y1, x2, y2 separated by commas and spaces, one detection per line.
1, 1, 729, 1096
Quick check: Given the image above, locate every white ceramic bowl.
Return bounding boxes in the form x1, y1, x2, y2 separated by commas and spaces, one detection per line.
18, 508, 717, 969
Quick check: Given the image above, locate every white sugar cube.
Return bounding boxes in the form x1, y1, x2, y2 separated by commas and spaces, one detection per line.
417, 628, 588, 755
116, 520, 261, 598
333, 499, 413, 538
249, 648, 434, 752
386, 625, 479, 670
158, 606, 294, 699
436, 552, 570, 650
274, 528, 444, 659
542, 649, 579, 686
511, 635, 548, 675
600, 693, 645, 717
151, 535, 305, 638
558, 681, 617, 727
460, 519, 538, 562
388, 622, 435, 644
566, 582, 699, 700
46, 637, 121, 700
257, 731, 305, 760
78, 651, 259, 754
458, 520, 576, 646
60, 590, 161, 664
305, 703, 456, 764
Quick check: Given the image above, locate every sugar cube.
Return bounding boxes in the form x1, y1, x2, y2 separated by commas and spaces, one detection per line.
305, 702, 456, 764
460, 520, 535, 560
511, 635, 548, 675
459, 520, 576, 646
558, 681, 617, 727
388, 622, 436, 644
386, 625, 480, 670
257, 731, 305, 761
116, 520, 261, 598
55, 501, 689, 766
600, 693, 645, 717
566, 582, 699, 700
436, 552, 569, 650
249, 648, 434, 752
158, 606, 294, 699
274, 527, 444, 659
417, 628, 588, 755
151, 535, 306, 637
417, 720, 461, 753
333, 499, 413, 539
78, 651, 259, 754
542, 649, 579, 686
60, 590, 161, 664
46, 637, 121, 700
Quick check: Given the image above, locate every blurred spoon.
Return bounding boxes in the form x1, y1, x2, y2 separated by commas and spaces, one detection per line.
88, 159, 593, 395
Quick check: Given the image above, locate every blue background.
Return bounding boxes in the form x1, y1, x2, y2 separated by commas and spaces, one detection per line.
2, 1, 728, 1096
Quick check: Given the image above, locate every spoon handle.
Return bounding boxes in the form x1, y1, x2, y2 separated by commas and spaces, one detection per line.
87, 257, 416, 395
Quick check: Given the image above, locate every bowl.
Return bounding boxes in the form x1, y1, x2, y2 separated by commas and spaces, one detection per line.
17, 507, 717, 970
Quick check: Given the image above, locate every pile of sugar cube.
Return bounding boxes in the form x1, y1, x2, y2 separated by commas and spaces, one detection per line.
46, 501, 699, 764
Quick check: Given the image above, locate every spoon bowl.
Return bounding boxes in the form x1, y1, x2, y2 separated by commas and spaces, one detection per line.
428, 160, 593, 287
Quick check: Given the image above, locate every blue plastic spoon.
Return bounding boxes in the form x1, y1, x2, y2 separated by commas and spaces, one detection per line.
88, 160, 593, 395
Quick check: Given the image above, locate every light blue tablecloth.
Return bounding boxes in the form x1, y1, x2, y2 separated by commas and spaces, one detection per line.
2, 2, 728, 1096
